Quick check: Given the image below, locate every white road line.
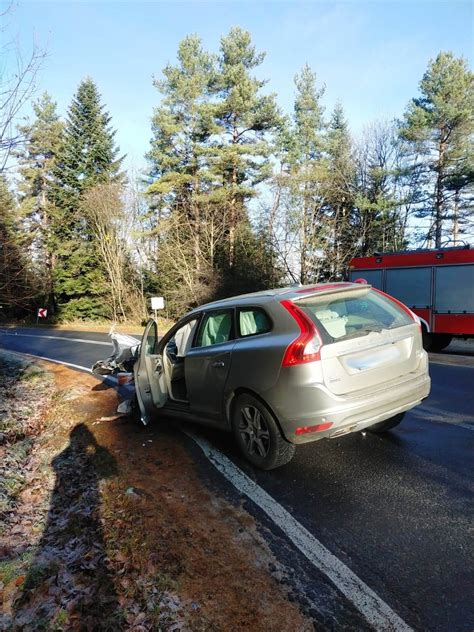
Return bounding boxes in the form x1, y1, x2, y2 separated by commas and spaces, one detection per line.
4, 352, 122, 389
413, 405, 474, 432
186, 429, 413, 632
6, 352, 93, 373
0, 331, 111, 346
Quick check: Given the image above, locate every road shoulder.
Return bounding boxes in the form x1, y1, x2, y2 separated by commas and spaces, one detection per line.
0, 352, 312, 631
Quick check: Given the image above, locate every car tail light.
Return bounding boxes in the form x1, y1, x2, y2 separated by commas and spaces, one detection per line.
280, 300, 323, 366
410, 311, 423, 333
295, 422, 333, 435
373, 289, 422, 333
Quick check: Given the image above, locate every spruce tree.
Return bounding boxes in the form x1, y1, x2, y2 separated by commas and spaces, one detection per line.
400, 52, 474, 247
52, 78, 123, 319
16, 93, 64, 310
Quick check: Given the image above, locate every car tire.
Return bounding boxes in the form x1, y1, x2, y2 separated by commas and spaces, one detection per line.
422, 330, 452, 352
231, 393, 296, 470
368, 412, 405, 434
429, 334, 453, 352
421, 326, 432, 351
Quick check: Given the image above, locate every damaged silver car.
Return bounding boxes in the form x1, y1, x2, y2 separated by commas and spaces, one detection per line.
110, 283, 430, 470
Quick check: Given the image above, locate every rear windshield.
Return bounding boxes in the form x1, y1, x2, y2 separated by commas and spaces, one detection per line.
297, 289, 413, 342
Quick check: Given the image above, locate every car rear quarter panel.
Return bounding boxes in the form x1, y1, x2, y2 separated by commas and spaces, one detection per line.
224, 300, 297, 421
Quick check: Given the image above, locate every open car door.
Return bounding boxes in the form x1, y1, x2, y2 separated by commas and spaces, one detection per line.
134, 319, 167, 425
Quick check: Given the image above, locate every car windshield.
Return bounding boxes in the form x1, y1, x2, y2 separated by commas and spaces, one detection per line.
297, 289, 413, 342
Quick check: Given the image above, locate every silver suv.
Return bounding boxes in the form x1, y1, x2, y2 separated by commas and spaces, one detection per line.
135, 282, 430, 469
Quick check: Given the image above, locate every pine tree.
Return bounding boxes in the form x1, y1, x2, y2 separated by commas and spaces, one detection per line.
16, 93, 64, 309
444, 133, 474, 243
400, 52, 474, 247
146, 29, 282, 310
211, 27, 281, 268
323, 104, 357, 278
146, 35, 221, 310
52, 78, 124, 319
277, 65, 326, 283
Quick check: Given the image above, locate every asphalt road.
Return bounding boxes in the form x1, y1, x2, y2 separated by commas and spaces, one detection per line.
1, 327, 473, 632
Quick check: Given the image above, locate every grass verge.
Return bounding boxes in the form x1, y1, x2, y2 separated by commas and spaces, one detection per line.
0, 353, 53, 527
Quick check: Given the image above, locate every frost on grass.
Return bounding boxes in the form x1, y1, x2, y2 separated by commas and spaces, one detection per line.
1, 356, 312, 631
0, 357, 187, 631
0, 352, 53, 520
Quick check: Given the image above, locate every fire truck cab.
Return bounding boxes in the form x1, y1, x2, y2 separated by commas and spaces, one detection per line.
349, 246, 474, 351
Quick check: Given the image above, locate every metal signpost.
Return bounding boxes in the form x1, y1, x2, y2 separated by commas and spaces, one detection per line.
150, 297, 165, 334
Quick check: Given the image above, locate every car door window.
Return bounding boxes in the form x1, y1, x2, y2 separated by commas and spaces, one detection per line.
238, 308, 272, 337
166, 318, 199, 359
144, 320, 158, 354
195, 310, 233, 348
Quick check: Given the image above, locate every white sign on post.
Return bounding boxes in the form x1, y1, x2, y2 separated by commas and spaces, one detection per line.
37, 308, 48, 318
150, 296, 165, 310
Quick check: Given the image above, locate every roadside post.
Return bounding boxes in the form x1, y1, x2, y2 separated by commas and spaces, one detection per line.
150, 296, 165, 334
36, 307, 48, 324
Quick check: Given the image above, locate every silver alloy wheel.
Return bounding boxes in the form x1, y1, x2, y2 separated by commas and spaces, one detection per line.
239, 405, 270, 458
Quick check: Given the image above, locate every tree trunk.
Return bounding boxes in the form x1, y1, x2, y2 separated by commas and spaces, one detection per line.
300, 186, 307, 284
194, 217, 201, 273
453, 188, 460, 245
434, 134, 446, 248
190, 170, 201, 274
229, 125, 238, 267
40, 188, 56, 313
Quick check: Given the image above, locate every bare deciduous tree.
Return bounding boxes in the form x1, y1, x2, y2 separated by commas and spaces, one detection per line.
150, 200, 227, 315
1, 5, 46, 171
81, 184, 130, 322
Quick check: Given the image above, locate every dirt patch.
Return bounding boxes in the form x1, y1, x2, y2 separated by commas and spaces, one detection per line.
0, 357, 313, 631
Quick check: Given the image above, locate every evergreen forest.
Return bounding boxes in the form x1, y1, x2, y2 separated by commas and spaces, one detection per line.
1, 27, 473, 322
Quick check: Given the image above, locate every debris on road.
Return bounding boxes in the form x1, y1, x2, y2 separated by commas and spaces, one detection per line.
91, 328, 139, 376
117, 399, 133, 414
95, 414, 129, 422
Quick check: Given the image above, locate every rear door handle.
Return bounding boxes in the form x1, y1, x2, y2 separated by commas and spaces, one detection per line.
211, 361, 225, 368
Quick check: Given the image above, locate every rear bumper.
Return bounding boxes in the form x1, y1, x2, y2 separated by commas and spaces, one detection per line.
271, 371, 431, 445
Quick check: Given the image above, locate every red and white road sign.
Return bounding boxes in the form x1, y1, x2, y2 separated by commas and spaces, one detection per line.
37, 308, 48, 318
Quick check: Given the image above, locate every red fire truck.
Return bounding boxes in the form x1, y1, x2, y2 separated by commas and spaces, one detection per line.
348, 245, 474, 351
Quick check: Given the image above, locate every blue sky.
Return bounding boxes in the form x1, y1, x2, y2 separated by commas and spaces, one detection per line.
6, 0, 473, 171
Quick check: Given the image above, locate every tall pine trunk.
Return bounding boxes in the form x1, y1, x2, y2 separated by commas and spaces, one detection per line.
434, 133, 446, 248
300, 186, 308, 284
453, 187, 460, 245
228, 124, 238, 267
40, 189, 56, 312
